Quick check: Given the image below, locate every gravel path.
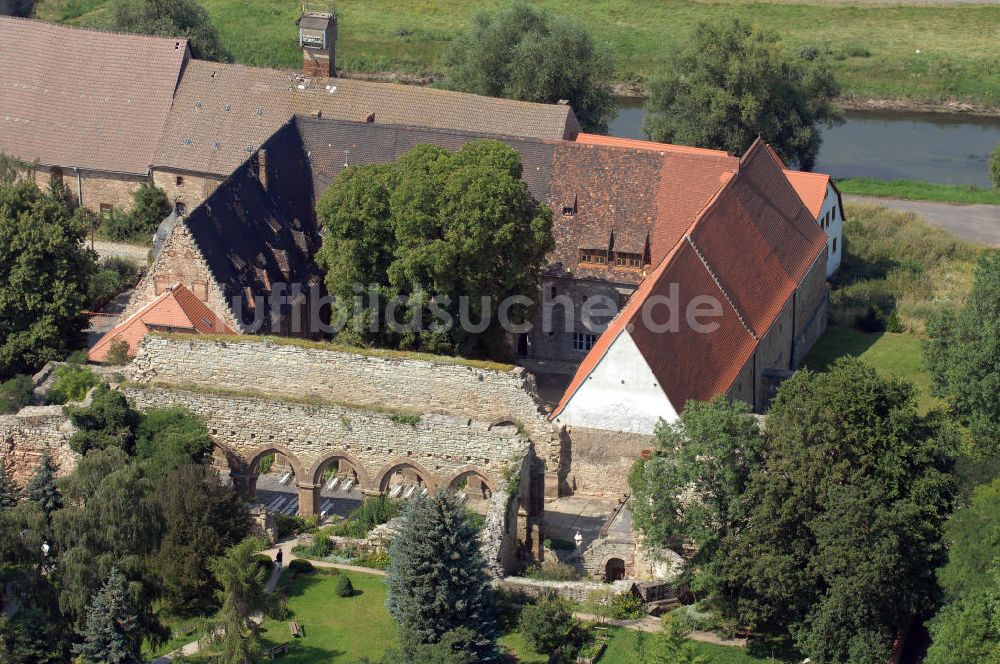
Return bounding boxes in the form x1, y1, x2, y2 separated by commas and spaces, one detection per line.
845, 194, 1000, 247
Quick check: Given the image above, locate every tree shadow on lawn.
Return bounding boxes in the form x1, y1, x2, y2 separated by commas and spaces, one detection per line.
802, 325, 885, 373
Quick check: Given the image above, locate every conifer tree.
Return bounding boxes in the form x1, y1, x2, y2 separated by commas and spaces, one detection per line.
386, 490, 498, 661
73, 567, 143, 664
0, 460, 20, 510
25, 451, 61, 517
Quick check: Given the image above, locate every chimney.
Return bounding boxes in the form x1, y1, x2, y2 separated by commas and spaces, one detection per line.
258, 149, 268, 190
299, 7, 338, 77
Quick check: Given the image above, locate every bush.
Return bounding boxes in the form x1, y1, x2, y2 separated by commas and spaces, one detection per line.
257, 452, 275, 474
338, 494, 400, 538
87, 256, 140, 310
351, 549, 390, 570
0, 375, 34, 414
287, 558, 314, 575
99, 207, 148, 242
523, 561, 582, 582
855, 306, 887, 333
334, 574, 354, 597
253, 553, 274, 575
294, 535, 334, 559
45, 364, 100, 404
104, 338, 132, 366
518, 594, 577, 658
608, 591, 644, 619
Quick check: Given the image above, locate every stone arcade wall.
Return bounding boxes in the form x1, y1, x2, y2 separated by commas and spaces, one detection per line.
130, 334, 565, 493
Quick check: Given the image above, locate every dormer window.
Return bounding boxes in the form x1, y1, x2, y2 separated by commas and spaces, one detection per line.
580, 248, 608, 265
562, 194, 578, 216
614, 252, 643, 269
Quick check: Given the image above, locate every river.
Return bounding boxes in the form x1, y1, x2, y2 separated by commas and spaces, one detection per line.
608, 99, 1000, 187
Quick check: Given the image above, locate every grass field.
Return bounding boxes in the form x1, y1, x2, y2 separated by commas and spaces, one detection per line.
34, 0, 1000, 108
803, 325, 942, 412
838, 178, 1000, 205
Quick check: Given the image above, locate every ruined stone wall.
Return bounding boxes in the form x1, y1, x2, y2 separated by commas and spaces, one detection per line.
0, 406, 79, 486
563, 426, 652, 496
130, 335, 560, 479
121, 384, 529, 492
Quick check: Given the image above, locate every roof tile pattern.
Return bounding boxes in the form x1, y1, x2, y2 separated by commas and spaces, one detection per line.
89, 284, 233, 362
154, 60, 580, 176
0, 17, 187, 174
783, 169, 831, 219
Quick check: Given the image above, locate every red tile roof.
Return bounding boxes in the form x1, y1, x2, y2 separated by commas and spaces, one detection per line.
88, 284, 233, 362
0, 17, 188, 175
784, 169, 831, 219
551, 139, 827, 418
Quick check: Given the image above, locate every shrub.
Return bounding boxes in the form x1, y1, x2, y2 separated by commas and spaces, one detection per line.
518, 594, 577, 658
252, 553, 274, 575
45, 364, 100, 404
257, 452, 275, 474
351, 549, 390, 570
523, 561, 581, 582
295, 535, 334, 559
0, 375, 34, 413
608, 591, 644, 619
348, 494, 400, 535
104, 339, 132, 366
855, 306, 887, 333
287, 558, 314, 575
334, 574, 354, 597
100, 207, 147, 242
87, 256, 140, 309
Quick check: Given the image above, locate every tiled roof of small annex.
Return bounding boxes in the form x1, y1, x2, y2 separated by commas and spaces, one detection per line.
551, 138, 828, 418
88, 284, 233, 362
154, 59, 581, 176
0, 17, 187, 175
784, 169, 831, 218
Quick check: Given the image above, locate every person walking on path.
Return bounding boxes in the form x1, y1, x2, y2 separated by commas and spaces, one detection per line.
275, 547, 283, 571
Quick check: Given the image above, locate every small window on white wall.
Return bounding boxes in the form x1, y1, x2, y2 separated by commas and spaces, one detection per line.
833, 237, 838, 253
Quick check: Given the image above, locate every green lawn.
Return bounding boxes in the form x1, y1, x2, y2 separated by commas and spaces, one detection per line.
838, 178, 1000, 206
804, 325, 942, 412
599, 627, 793, 663
260, 569, 398, 663
34, 0, 1000, 107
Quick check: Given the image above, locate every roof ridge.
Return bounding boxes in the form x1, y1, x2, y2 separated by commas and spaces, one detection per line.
684, 235, 758, 340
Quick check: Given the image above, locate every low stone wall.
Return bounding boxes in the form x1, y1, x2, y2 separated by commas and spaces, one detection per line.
496, 577, 635, 603
0, 405, 79, 485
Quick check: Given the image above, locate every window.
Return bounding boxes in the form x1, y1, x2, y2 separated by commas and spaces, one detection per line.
572, 332, 598, 352
562, 194, 578, 216
548, 285, 557, 299
579, 248, 608, 265
614, 252, 642, 269
832, 237, 837, 253
176, 175, 184, 186
175, 201, 186, 215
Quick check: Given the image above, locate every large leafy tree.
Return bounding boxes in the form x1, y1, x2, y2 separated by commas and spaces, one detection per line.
135, 407, 214, 479
441, 2, 616, 133
925, 477, 1000, 663
925, 249, 1000, 454
316, 140, 553, 358
154, 463, 251, 615
105, 0, 226, 61
629, 396, 765, 597
386, 491, 498, 661
209, 538, 282, 664
73, 567, 144, 664
643, 18, 841, 170
52, 451, 165, 641
66, 384, 140, 456
0, 180, 95, 378
722, 358, 956, 662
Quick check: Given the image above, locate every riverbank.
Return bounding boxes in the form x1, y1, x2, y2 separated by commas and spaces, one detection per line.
36, 0, 1000, 112
838, 179, 1000, 205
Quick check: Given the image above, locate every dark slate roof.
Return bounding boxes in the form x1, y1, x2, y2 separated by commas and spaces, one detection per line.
182, 120, 321, 332
0, 16, 188, 174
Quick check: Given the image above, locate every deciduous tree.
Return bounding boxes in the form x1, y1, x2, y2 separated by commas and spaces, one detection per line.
386, 491, 498, 661
925, 249, 1000, 454
643, 18, 841, 170
135, 407, 214, 479
105, 0, 225, 61
441, 2, 616, 133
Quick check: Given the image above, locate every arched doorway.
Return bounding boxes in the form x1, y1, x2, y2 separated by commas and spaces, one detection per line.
605, 557, 626, 582
448, 468, 496, 502
376, 460, 435, 499
246, 446, 305, 516
307, 452, 371, 519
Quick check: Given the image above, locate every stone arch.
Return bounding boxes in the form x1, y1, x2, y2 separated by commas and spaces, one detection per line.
246, 444, 306, 479
306, 450, 372, 491
604, 557, 626, 582
446, 466, 498, 500
374, 459, 437, 494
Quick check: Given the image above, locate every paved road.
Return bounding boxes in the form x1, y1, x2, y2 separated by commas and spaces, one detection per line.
845, 194, 1000, 247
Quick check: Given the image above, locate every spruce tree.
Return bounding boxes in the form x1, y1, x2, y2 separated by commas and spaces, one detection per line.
386, 490, 498, 661
0, 459, 20, 509
25, 451, 61, 517
73, 567, 143, 664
